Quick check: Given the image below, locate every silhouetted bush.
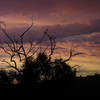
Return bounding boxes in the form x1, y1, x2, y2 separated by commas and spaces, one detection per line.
20, 52, 76, 88
0, 52, 76, 88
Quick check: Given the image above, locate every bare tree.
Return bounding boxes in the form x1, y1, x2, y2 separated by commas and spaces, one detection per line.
0, 20, 35, 73
0, 19, 57, 73
0, 19, 83, 76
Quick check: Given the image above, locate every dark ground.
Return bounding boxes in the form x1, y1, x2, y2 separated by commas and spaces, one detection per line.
0, 76, 100, 99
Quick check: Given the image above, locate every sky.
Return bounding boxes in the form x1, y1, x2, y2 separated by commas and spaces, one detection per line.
0, 0, 100, 76
0, 0, 100, 39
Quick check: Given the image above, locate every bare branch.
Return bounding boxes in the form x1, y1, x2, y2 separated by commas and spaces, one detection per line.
0, 46, 11, 56
27, 40, 34, 55
64, 49, 84, 62
0, 59, 12, 67
31, 47, 39, 57
20, 18, 33, 38
4, 41, 14, 52
44, 29, 56, 61
1, 28, 16, 49
43, 45, 49, 53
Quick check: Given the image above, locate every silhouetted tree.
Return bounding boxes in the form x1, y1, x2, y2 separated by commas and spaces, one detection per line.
0, 20, 81, 87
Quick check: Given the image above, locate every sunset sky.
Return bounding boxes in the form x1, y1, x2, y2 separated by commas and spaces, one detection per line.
0, 0, 100, 76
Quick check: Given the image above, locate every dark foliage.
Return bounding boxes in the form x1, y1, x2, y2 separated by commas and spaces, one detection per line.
0, 52, 76, 88
21, 52, 76, 88
0, 70, 9, 85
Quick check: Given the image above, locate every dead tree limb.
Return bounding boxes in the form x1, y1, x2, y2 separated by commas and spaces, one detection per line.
44, 29, 56, 61
63, 48, 84, 62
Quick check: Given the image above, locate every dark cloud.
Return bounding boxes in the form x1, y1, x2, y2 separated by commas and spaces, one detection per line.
0, 0, 100, 16
1, 19, 100, 43
0, 0, 100, 27
42, 19, 100, 38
